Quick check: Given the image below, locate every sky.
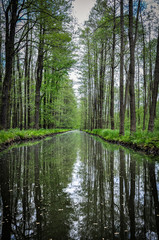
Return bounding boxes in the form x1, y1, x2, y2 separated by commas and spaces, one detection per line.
72, 0, 96, 25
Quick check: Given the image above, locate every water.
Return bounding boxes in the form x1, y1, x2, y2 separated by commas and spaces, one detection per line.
0, 130, 159, 240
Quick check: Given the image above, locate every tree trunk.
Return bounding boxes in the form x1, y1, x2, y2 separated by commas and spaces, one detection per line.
148, 23, 153, 117
148, 30, 159, 131
12, 58, 17, 128
137, 52, 140, 126
93, 44, 98, 129
35, 26, 44, 129
99, 42, 106, 129
129, 0, 136, 133
141, 17, 147, 130
110, 0, 116, 130
27, 16, 32, 128
0, 0, 18, 129
24, 34, 29, 129
119, 0, 124, 135
17, 55, 23, 130
87, 29, 92, 130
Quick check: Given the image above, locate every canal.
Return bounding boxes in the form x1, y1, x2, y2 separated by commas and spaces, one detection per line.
0, 131, 159, 239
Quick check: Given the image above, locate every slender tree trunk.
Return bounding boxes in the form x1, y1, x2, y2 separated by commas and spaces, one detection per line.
93, 44, 98, 129
17, 55, 23, 130
99, 42, 106, 128
87, 29, 92, 130
35, 26, 44, 129
110, 0, 116, 130
0, 0, 18, 129
119, 0, 124, 135
148, 24, 153, 116
148, 30, 159, 131
137, 52, 140, 126
129, 0, 136, 133
27, 23, 32, 128
128, 0, 140, 133
12, 58, 17, 128
124, 66, 129, 115
141, 18, 147, 130
24, 34, 29, 129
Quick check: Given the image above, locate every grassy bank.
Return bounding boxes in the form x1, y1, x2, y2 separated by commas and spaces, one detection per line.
0, 128, 70, 151
85, 129, 159, 156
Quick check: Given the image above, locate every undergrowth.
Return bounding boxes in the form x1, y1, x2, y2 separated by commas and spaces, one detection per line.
85, 129, 159, 149
0, 128, 70, 145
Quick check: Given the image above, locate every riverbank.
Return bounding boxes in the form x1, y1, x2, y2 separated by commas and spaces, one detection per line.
0, 129, 70, 152
85, 129, 159, 156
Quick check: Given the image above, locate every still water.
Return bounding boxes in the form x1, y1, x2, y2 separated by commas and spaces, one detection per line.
0, 131, 159, 240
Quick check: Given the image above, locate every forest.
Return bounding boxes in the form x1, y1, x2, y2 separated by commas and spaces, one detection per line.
0, 0, 159, 138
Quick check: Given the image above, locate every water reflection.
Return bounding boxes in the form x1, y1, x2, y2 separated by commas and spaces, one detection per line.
0, 131, 159, 239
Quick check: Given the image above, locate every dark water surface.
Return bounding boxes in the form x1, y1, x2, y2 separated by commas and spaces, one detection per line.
0, 131, 159, 240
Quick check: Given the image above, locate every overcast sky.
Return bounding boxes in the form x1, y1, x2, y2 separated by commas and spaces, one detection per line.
72, 0, 96, 25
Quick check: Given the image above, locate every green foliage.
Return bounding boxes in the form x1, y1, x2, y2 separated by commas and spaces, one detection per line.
40, 77, 79, 129
85, 128, 159, 149
0, 129, 70, 145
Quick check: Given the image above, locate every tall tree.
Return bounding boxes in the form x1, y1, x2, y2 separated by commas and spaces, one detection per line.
0, 0, 18, 129
35, 17, 45, 129
119, 0, 124, 135
148, 30, 159, 131
128, 0, 140, 133
110, 0, 116, 130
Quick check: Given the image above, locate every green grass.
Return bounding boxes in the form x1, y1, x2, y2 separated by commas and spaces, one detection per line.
0, 128, 70, 145
85, 129, 159, 149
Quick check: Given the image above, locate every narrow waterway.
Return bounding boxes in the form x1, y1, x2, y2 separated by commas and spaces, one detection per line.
0, 131, 159, 240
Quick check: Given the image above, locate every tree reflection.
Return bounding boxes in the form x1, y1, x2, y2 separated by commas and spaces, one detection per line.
0, 156, 11, 240
0, 132, 159, 239
119, 149, 125, 239
148, 161, 159, 238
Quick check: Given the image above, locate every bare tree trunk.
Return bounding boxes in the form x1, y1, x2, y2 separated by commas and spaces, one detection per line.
119, 0, 124, 135
0, 0, 18, 129
129, 0, 136, 133
99, 42, 106, 129
27, 21, 32, 128
141, 16, 147, 130
110, 0, 116, 130
137, 52, 140, 126
12, 58, 17, 128
24, 34, 29, 129
87, 31, 92, 130
124, 66, 129, 115
148, 30, 159, 131
93, 44, 98, 129
35, 25, 44, 129
148, 23, 153, 117
17, 55, 23, 130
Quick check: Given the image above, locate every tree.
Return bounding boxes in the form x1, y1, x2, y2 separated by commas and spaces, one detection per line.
0, 0, 18, 129
128, 0, 140, 133
119, 0, 124, 135
148, 30, 159, 131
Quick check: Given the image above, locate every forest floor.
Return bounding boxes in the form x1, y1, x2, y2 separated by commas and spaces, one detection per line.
0, 129, 70, 152
85, 129, 159, 156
